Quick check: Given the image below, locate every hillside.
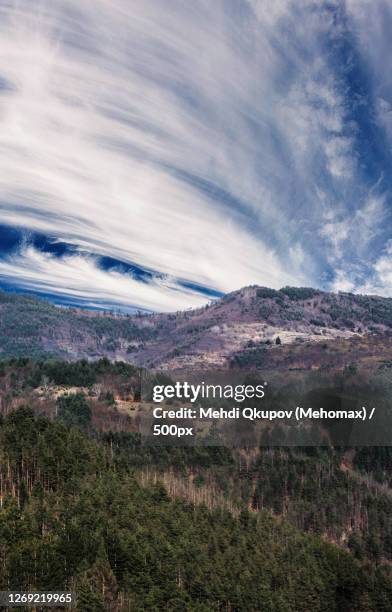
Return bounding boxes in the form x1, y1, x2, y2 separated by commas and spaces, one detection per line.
1, 313, 392, 610
2, 358, 392, 572
1, 286, 392, 371
0, 406, 391, 611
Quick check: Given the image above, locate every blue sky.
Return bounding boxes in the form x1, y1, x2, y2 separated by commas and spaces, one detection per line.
0, 0, 391, 311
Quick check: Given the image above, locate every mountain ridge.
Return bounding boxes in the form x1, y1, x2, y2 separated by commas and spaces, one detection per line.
1, 285, 392, 371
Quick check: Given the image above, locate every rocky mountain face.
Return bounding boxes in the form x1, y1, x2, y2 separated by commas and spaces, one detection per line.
1, 286, 392, 372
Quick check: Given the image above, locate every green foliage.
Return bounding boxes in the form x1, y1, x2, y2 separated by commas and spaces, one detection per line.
280, 287, 318, 301
42, 360, 98, 387
259, 304, 274, 319
57, 393, 92, 430
310, 318, 326, 327
354, 448, 392, 484
285, 308, 305, 320
344, 363, 358, 377
355, 295, 392, 327
252, 448, 392, 563
102, 339, 120, 352
99, 390, 115, 405
274, 294, 285, 306
231, 346, 268, 368
0, 357, 140, 390
0, 409, 390, 611
0, 290, 154, 359
256, 287, 280, 299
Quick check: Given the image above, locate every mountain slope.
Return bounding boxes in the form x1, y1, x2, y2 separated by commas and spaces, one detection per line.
1, 406, 391, 611
1, 286, 392, 371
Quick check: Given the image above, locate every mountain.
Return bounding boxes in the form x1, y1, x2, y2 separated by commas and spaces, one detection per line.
2, 290, 392, 609
1, 286, 392, 372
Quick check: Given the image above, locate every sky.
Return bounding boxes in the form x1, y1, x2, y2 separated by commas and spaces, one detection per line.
0, 0, 392, 311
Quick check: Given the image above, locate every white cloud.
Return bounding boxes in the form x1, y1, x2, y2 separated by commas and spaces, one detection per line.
0, 245, 209, 312
349, 242, 392, 297
320, 191, 386, 266
330, 269, 356, 293
0, 0, 387, 308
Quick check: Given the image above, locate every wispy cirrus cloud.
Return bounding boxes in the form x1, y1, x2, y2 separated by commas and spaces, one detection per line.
0, 1, 391, 309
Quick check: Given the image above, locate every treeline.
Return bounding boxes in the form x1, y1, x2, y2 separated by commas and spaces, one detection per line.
0, 290, 154, 359
0, 357, 140, 392
0, 408, 391, 611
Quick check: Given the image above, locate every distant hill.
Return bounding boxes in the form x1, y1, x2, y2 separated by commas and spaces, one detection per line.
1, 286, 392, 371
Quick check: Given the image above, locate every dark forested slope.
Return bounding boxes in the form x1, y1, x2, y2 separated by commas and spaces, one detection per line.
0, 407, 391, 612
1, 357, 392, 570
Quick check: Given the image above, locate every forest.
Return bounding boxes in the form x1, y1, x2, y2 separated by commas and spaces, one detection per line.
1, 407, 392, 611
0, 357, 392, 609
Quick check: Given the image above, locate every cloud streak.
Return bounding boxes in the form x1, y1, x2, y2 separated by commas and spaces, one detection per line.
0, 1, 391, 308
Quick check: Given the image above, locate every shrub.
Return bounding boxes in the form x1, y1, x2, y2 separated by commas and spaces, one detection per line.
256, 287, 279, 299
57, 393, 92, 430
280, 287, 318, 301
310, 318, 326, 327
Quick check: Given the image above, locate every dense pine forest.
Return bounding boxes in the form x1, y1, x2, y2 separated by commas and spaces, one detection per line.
1, 407, 392, 611
0, 358, 392, 609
